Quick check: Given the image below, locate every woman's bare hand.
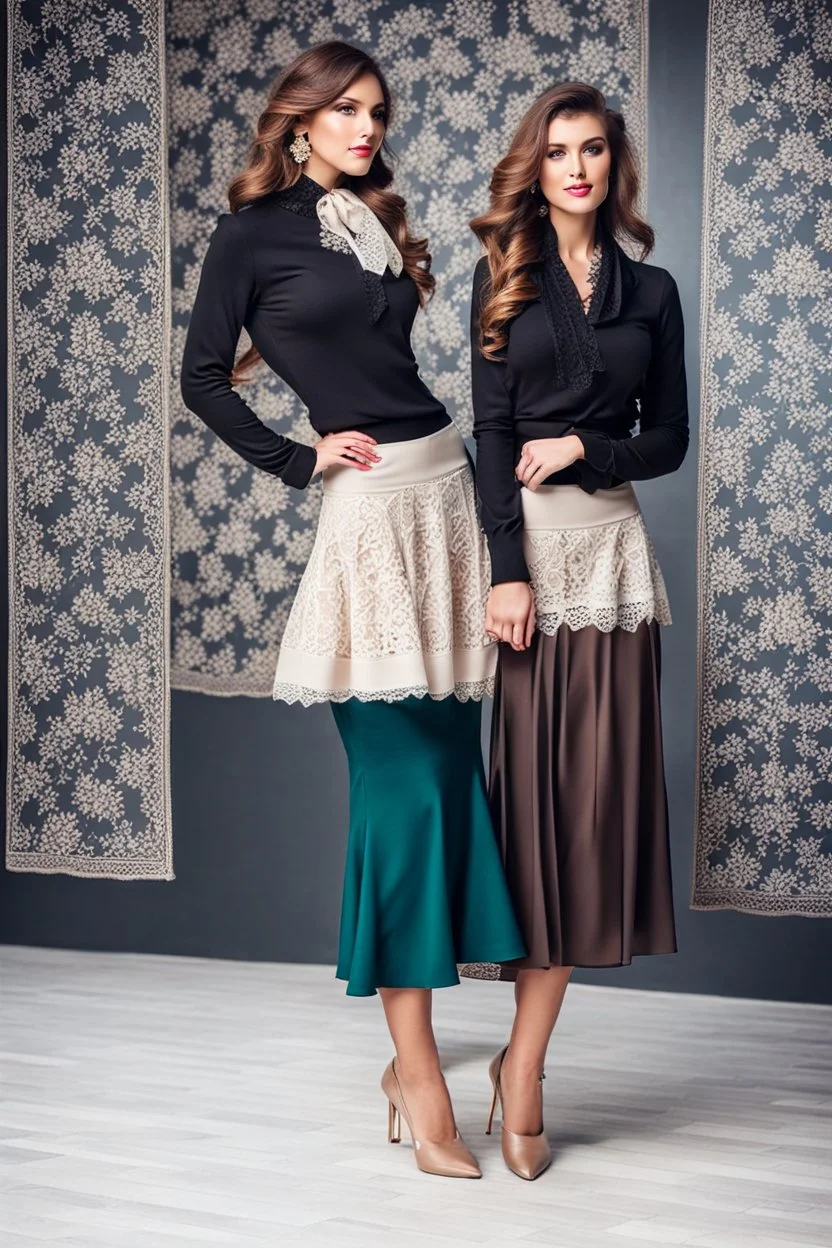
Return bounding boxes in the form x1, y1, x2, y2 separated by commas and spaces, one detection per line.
515, 434, 585, 491
486, 582, 536, 652
312, 431, 381, 477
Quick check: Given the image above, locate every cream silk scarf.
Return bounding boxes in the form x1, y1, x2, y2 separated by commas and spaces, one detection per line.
316, 187, 403, 279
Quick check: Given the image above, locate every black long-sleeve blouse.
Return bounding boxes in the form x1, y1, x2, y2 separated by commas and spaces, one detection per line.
180, 174, 449, 489
470, 251, 689, 585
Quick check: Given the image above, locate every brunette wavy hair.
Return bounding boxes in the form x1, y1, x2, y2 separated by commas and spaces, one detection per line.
472, 83, 654, 361
227, 40, 434, 383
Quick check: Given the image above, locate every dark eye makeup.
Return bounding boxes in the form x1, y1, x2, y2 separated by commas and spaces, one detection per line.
547, 142, 606, 158
336, 102, 387, 122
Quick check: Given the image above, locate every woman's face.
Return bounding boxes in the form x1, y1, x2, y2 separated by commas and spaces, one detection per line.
297, 72, 387, 186
538, 112, 612, 217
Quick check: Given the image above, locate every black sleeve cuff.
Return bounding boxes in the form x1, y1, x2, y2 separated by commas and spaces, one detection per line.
489, 541, 531, 587
575, 429, 614, 476
282, 442, 317, 489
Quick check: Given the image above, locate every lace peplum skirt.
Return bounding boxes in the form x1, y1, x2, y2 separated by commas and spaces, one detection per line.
273, 422, 497, 706
520, 481, 671, 635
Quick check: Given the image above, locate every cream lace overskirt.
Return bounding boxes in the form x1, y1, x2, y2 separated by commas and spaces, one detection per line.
273, 423, 496, 706
522, 481, 671, 634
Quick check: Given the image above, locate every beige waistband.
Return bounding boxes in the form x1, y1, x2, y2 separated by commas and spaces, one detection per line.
521, 482, 639, 531
323, 422, 468, 496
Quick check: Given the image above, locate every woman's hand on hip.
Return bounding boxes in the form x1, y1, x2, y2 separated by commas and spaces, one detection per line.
312, 431, 381, 477
486, 583, 536, 652
515, 434, 585, 491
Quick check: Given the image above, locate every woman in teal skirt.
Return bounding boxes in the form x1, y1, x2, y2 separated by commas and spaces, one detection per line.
181, 41, 524, 1178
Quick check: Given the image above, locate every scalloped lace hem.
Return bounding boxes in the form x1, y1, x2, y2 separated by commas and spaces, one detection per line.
536, 599, 672, 635
273, 678, 495, 707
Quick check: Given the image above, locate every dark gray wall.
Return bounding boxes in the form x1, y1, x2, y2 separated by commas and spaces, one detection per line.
3, 0, 831, 1002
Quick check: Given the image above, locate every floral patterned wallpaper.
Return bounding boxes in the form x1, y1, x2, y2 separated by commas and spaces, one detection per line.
7, 0, 172, 878
693, 0, 832, 915
167, 0, 649, 694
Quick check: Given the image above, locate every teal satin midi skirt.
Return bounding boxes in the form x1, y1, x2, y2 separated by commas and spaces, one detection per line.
331, 694, 526, 997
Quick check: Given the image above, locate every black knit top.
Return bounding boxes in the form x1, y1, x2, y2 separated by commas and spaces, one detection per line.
470, 244, 689, 584
180, 174, 449, 488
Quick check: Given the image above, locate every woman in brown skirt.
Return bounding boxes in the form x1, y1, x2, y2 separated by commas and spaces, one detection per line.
463, 82, 689, 1180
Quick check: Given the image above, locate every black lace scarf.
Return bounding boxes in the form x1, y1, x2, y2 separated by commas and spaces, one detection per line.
538, 222, 623, 392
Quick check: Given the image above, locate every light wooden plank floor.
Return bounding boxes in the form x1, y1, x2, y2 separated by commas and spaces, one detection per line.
1, 946, 831, 1248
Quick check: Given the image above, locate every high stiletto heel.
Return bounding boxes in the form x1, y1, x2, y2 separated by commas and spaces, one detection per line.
486, 1045, 551, 1181
388, 1097, 401, 1144
381, 1059, 481, 1178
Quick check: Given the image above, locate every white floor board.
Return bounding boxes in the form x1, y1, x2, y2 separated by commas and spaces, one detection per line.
1, 946, 831, 1247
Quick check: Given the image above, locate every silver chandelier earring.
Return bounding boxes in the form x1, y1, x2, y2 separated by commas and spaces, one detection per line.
290, 132, 312, 164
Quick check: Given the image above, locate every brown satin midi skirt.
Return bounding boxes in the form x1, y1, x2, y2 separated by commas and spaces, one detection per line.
484, 620, 677, 975
461, 482, 677, 980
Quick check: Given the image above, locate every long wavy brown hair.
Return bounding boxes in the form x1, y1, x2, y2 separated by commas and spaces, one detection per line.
228, 41, 434, 383
473, 83, 654, 360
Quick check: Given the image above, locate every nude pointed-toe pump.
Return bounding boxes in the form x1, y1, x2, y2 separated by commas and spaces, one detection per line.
381, 1059, 481, 1179
486, 1045, 552, 1181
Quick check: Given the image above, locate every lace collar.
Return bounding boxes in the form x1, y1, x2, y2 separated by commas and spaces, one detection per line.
272, 173, 330, 217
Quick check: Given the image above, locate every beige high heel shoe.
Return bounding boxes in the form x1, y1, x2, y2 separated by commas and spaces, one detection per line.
486, 1045, 551, 1181
381, 1059, 481, 1179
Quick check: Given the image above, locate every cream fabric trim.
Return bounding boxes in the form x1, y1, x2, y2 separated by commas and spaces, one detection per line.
322, 422, 468, 494
274, 647, 496, 707
521, 481, 640, 530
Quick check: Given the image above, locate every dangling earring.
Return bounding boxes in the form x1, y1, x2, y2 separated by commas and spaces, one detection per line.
530, 181, 548, 217
290, 132, 312, 164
